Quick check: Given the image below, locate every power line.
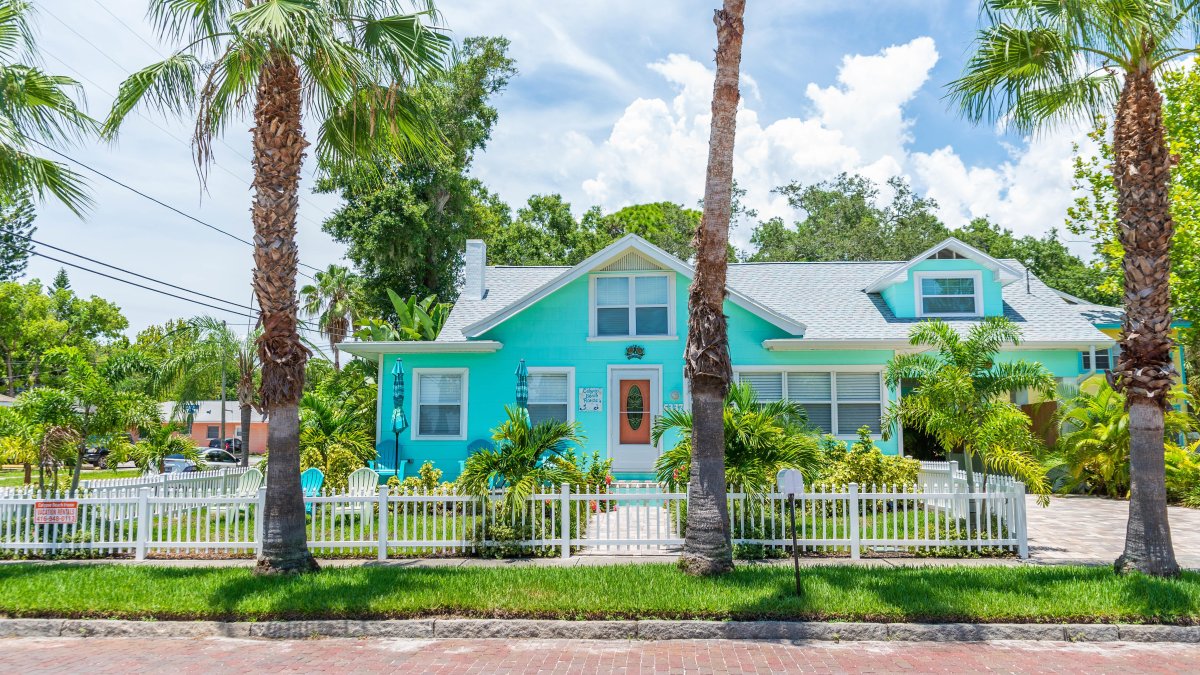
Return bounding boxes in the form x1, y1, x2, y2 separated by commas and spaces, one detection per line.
26, 138, 321, 277
31, 249, 258, 319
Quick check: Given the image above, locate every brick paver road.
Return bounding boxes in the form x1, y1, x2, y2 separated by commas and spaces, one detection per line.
1027, 494, 1200, 568
2, 637, 1198, 673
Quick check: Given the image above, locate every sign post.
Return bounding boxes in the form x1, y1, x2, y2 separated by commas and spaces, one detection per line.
777, 469, 805, 597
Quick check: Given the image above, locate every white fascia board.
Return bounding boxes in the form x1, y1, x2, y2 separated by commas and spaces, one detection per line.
338, 341, 503, 357
864, 237, 1023, 293
462, 234, 805, 338
764, 337, 1116, 352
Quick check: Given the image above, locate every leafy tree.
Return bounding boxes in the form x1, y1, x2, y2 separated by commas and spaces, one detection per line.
0, 193, 34, 281
0, 0, 94, 214
598, 202, 701, 260
321, 36, 516, 311
652, 382, 820, 495
104, 0, 451, 574
4, 393, 78, 490
950, 0, 1199, 576
457, 405, 584, 513
111, 422, 198, 474
682, 0, 745, 577
300, 264, 359, 370
485, 194, 606, 266
882, 318, 1054, 498
750, 175, 947, 262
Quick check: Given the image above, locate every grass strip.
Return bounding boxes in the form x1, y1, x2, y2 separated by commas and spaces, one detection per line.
0, 563, 1196, 624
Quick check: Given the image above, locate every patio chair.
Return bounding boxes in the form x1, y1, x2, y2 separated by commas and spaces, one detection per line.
301, 467, 325, 514
208, 467, 263, 520
335, 467, 380, 520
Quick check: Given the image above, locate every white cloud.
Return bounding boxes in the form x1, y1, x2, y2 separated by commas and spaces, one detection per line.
565, 36, 1090, 248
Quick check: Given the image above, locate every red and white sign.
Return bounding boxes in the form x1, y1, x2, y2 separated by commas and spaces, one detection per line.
33, 501, 78, 525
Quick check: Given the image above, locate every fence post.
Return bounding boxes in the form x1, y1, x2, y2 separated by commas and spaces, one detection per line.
848, 483, 860, 560
376, 485, 389, 561
135, 487, 151, 561
1015, 483, 1029, 559
253, 487, 267, 556
560, 483, 571, 560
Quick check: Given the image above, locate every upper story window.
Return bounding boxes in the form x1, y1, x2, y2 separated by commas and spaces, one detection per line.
593, 274, 671, 337
1082, 345, 1119, 371
915, 271, 982, 317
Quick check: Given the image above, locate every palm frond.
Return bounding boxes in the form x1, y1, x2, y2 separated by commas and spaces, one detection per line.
101, 54, 203, 140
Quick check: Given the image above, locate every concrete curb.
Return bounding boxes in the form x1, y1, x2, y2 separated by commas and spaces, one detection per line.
0, 618, 1196, 642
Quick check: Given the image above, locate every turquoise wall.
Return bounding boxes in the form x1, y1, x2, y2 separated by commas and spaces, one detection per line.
880, 259, 1005, 318
372, 267, 1084, 479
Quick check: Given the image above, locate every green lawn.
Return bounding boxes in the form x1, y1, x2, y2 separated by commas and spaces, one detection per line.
0, 468, 143, 489
0, 563, 1196, 624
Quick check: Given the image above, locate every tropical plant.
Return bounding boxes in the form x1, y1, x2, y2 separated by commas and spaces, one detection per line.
299, 390, 374, 463
653, 382, 821, 495
1053, 379, 1192, 498
457, 405, 585, 514
819, 427, 921, 489
681, 0, 746, 577
110, 422, 197, 474
353, 291, 449, 341
102, 0, 450, 574
883, 318, 1055, 499
0, 0, 94, 214
948, 0, 1200, 576
1165, 441, 1200, 508
300, 264, 359, 370
0, 404, 37, 483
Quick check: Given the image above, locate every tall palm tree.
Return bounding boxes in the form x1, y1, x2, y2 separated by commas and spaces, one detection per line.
948, 0, 1199, 576
0, 0, 94, 214
681, 0, 745, 577
103, 0, 450, 574
300, 264, 358, 370
883, 319, 1056, 499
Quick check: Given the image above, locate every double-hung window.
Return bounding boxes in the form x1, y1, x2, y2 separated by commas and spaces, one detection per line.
736, 370, 884, 436
206, 425, 219, 440
527, 369, 573, 426
594, 274, 671, 337
915, 272, 981, 317
1082, 345, 1118, 371
414, 369, 467, 439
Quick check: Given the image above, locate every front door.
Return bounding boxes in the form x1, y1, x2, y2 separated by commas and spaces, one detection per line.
610, 368, 661, 473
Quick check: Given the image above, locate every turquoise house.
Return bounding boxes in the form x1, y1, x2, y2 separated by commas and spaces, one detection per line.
342, 234, 1123, 480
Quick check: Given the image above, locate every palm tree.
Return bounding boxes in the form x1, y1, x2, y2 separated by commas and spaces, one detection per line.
102, 1, 450, 574
948, 0, 1199, 576
0, 0, 94, 214
681, 0, 745, 578
115, 422, 198, 474
882, 318, 1055, 498
300, 265, 358, 370
652, 382, 821, 496
457, 406, 584, 514
299, 390, 374, 463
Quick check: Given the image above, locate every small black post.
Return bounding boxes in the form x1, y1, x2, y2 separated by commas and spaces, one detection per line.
788, 492, 802, 596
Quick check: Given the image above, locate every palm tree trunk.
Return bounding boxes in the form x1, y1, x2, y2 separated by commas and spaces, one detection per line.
1112, 66, 1179, 577
251, 52, 317, 575
680, 0, 745, 577
240, 403, 252, 468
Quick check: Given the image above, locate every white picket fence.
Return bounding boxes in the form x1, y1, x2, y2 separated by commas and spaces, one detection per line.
77, 466, 252, 495
0, 479, 1027, 560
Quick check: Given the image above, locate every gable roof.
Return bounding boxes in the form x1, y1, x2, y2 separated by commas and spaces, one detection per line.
458, 234, 807, 339
863, 237, 1022, 293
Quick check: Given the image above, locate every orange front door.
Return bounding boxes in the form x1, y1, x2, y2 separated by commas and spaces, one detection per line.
618, 379, 651, 445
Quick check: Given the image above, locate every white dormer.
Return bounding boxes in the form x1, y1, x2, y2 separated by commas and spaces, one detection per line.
865, 238, 1021, 319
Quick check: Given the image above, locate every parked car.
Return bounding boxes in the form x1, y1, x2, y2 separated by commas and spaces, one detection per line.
207, 437, 244, 457
83, 447, 111, 469
162, 455, 198, 474
201, 449, 238, 467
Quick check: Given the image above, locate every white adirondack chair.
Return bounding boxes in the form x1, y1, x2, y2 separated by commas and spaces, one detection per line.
335, 467, 380, 520
209, 468, 263, 520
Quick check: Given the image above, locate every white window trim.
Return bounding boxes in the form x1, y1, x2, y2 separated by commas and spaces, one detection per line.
732, 365, 888, 440
411, 367, 469, 441
527, 367, 576, 425
913, 270, 983, 318
588, 272, 676, 339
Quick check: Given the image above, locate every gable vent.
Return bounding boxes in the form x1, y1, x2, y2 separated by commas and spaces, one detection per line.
929, 248, 967, 260
599, 251, 667, 272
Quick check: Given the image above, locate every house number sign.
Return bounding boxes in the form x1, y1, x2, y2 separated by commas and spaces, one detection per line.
578, 387, 603, 412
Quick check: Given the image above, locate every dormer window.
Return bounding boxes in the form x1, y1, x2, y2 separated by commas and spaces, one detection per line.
915, 271, 982, 317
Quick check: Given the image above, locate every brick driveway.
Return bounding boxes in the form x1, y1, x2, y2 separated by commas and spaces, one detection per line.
2, 637, 1198, 674
1026, 495, 1200, 568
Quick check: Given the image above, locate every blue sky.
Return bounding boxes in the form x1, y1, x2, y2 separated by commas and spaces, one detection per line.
22, 1, 1094, 335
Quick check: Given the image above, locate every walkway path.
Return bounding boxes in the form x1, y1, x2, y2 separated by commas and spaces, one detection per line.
1, 637, 1195, 673
578, 484, 682, 556
1026, 494, 1200, 568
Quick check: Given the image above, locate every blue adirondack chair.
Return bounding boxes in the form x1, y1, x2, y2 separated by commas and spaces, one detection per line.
300, 467, 325, 514
368, 459, 407, 482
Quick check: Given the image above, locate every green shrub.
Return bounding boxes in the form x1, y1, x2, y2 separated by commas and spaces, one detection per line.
818, 427, 919, 488
401, 461, 452, 493
300, 443, 361, 491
